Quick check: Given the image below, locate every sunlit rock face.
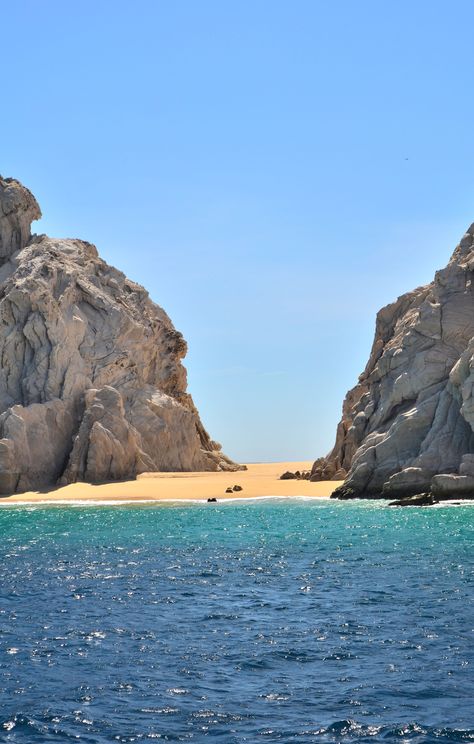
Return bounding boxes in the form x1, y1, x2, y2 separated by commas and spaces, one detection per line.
313, 225, 474, 500
0, 175, 241, 494
0, 177, 41, 259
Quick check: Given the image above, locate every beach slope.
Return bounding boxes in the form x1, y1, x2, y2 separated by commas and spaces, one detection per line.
2, 463, 342, 503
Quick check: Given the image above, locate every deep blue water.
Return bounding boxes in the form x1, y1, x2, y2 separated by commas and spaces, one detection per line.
0, 498, 472, 743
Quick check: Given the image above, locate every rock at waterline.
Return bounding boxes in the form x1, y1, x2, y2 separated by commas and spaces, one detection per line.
388, 493, 436, 507
316, 222, 474, 501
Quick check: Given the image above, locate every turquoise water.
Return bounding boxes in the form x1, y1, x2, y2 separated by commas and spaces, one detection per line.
0, 498, 472, 743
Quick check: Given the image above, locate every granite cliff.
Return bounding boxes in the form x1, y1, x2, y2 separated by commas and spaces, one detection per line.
312, 225, 474, 500
0, 176, 241, 494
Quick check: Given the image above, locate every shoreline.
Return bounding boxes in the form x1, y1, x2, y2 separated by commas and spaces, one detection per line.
0, 462, 343, 505
0, 495, 335, 508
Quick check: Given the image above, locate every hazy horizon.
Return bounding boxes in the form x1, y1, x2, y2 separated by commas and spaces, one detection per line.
3, 0, 474, 462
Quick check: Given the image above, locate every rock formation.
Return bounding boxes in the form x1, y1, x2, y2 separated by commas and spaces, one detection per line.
313, 224, 474, 500
0, 176, 241, 494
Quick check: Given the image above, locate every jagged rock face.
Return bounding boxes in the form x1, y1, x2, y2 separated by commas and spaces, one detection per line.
0, 178, 41, 259
314, 224, 474, 499
0, 176, 240, 494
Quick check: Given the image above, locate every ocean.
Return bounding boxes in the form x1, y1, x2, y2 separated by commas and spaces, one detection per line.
0, 498, 472, 743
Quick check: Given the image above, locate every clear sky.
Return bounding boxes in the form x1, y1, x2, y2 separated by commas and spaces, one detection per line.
3, 1, 474, 462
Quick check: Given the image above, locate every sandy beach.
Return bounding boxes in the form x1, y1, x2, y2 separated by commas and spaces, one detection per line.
1, 462, 342, 504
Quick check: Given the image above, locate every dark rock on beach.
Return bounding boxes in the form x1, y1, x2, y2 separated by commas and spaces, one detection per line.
280, 470, 312, 481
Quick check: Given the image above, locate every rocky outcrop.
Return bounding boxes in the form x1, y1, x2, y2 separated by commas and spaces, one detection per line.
0, 175, 242, 494
0, 178, 41, 259
314, 223, 474, 500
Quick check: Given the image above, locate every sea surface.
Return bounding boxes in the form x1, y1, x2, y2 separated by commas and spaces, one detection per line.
0, 498, 472, 743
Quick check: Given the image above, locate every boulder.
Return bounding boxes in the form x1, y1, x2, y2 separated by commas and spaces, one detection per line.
431, 474, 474, 498
388, 493, 436, 507
382, 467, 432, 498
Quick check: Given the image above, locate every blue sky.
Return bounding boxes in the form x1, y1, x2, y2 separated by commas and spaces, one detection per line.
3, 1, 474, 462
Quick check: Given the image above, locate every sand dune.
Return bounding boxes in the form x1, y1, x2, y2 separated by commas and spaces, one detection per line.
1, 462, 342, 504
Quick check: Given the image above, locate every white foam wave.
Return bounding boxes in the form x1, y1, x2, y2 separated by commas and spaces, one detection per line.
0, 494, 332, 508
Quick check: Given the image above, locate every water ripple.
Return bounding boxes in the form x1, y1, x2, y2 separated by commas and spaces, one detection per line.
0, 500, 472, 742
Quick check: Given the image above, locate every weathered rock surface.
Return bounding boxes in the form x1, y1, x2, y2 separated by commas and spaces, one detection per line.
0, 175, 242, 494
314, 223, 474, 501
